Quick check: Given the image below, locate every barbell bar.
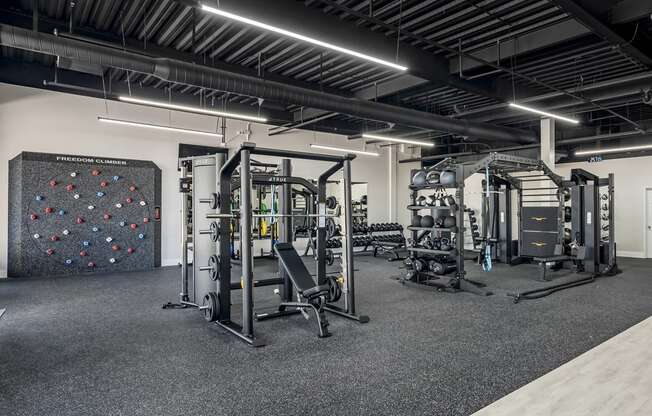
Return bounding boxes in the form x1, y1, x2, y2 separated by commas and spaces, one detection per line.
206, 213, 339, 219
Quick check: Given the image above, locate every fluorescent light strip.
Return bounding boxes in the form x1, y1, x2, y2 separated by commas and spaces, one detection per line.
509, 102, 579, 124
201, 4, 407, 72
362, 133, 435, 147
310, 144, 380, 157
118, 96, 267, 123
575, 144, 652, 156
98, 117, 223, 137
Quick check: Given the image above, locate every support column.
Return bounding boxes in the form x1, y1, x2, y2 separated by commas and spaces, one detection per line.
540, 118, 556, 170
388, 146, 397, 222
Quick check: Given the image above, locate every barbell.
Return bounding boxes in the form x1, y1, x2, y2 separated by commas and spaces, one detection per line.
206, 213, 339, 219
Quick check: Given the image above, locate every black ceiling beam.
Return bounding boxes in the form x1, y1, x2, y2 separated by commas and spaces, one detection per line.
549, 0, 652, 68
174, 0, 511, 102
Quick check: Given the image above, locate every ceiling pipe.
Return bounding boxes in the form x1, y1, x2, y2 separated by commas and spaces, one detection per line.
0, 24, 537, 144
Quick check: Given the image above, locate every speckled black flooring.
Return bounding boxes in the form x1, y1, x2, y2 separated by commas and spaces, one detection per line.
1, 256, 651, 416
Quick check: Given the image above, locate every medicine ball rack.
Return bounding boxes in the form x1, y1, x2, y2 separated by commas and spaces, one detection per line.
171, 142, 368, 346
403, 152, 568, 295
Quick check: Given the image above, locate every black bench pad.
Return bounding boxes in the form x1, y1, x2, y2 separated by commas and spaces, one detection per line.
274, 243, 328, 299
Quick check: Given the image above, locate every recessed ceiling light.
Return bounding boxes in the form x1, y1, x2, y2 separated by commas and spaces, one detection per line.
509, 102, 579, 124
310, 144, 380, 156
362, 134, 435, 147
118, 96, 267, 123
98, 117, 223, 137
201, 4, 407, 72
575, 143, 652, 156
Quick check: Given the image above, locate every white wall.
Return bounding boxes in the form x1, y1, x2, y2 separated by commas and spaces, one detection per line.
0, 83, 390, 277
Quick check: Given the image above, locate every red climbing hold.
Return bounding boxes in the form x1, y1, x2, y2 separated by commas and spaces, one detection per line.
143, 217, 150, 223
30, 213, 38, 221
87, 261, 96, 268
76, 217, 85, 224
50, 235, 59, 242
111, 244, 120, 252
80, 250, 88, 257
129, 185, 137, 192
130, 223, 138, 230
44, 207, 54, 214
49, 180, 57, 187
103, 213, 111, 220
46, 249, 55, 256
100, 181, 108, 188
66, 184, 75, 191
92, 169, 101, 176
127, 247, 135, 254
126, 197, 133, 204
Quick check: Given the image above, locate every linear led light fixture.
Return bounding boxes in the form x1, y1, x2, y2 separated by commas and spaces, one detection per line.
201, 4, 407, 72
362, 133, 435, 147
575, 143, 652, 156
310, 144, 380, 157
509, 102, 579, 124
118, 96, 267, 123
98, 117, 223, 137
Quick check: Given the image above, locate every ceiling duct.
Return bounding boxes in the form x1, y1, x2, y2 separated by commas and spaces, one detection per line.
0, 24, 537, 144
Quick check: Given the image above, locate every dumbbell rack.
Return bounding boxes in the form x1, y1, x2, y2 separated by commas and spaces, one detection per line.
369, 223, 406, 261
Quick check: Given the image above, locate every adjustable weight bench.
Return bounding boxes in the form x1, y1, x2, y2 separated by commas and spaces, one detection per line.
273, 243, 331, 337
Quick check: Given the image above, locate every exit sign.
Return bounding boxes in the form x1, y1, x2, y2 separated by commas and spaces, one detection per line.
588, 155, 603, 163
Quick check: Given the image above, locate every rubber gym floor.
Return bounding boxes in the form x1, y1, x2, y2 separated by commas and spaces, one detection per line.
1, 256, 651, 416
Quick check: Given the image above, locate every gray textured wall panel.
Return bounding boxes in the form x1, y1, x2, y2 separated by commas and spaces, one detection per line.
8, 152, 161, 277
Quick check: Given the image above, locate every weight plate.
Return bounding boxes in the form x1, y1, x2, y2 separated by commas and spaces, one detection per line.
207, 255, 220, 281
209, 221, 219, 242
325, 249, 334, 266
209, 192, 219, 210
326, 276, 342, 303
202, 292, 219, 322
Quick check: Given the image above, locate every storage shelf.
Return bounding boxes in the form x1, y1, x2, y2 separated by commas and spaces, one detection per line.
407, 226, 455, 232
408, 247, 455, 255
407, 205, 451, 211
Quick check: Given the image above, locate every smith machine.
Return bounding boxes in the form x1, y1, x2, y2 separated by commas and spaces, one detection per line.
170, 143, 368, 346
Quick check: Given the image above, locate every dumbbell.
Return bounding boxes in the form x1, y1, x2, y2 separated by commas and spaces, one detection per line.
564, 206, 572, 223
429, 260, 456, 275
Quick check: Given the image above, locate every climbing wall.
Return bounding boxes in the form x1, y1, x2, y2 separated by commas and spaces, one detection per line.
8, 152, 161, 277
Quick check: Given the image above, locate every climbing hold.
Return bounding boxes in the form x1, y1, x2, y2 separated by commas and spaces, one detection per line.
66, 184, 75, 191
92, 226, 99, 232
127, 247, 135, 254
50, 235, 59, 242
130, 223, 138, 230
112, 175, 120, 181
35, 195, 44, 201
119, 221, 126, 227
44, 207, 53, 214
74, 194, 80, 200
103, 213, 111, 220
58, 209, 65, 216
139, 201, 147, 206
62, 229, 70, 236
109, 258, 116, 264
30, 213, 38, 221
91, 169, 101, 176
126, 197, 133, 204
33, 233, 40, 239
70, 172, 77, 177
80, 250, 88, 257
64, 259, 73, 265
97, 191, 105, 197
76, 217, 85, 224
129, 185, 137, 192
87, 261, 96, 268
82, 241, 90, 247
106, 237, 113, 243
88, 205, 95, 210
138, 233, 145, 239
46, 248, 55, 256
111, 244, 120, 252
49, 180, 57, 187
115, 203, 123, 208
100, 181, 108, 188
143, 217, 150, 223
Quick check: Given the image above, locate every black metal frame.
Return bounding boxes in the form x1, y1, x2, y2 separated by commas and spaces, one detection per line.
177, 142, 368, 346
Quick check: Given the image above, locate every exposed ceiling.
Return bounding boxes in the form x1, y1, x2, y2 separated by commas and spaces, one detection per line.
1, 0, 651, 161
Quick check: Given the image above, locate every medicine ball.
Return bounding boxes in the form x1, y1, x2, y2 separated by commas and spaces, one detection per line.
426, 170, 440, 184
411, 215, 422, 227
412, 170, 427, 186
564, 228, 571, 244
443, 216, 456, 228
439, 170, 456, 186
564, 206, 571, 223
420, 215, 435, 228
